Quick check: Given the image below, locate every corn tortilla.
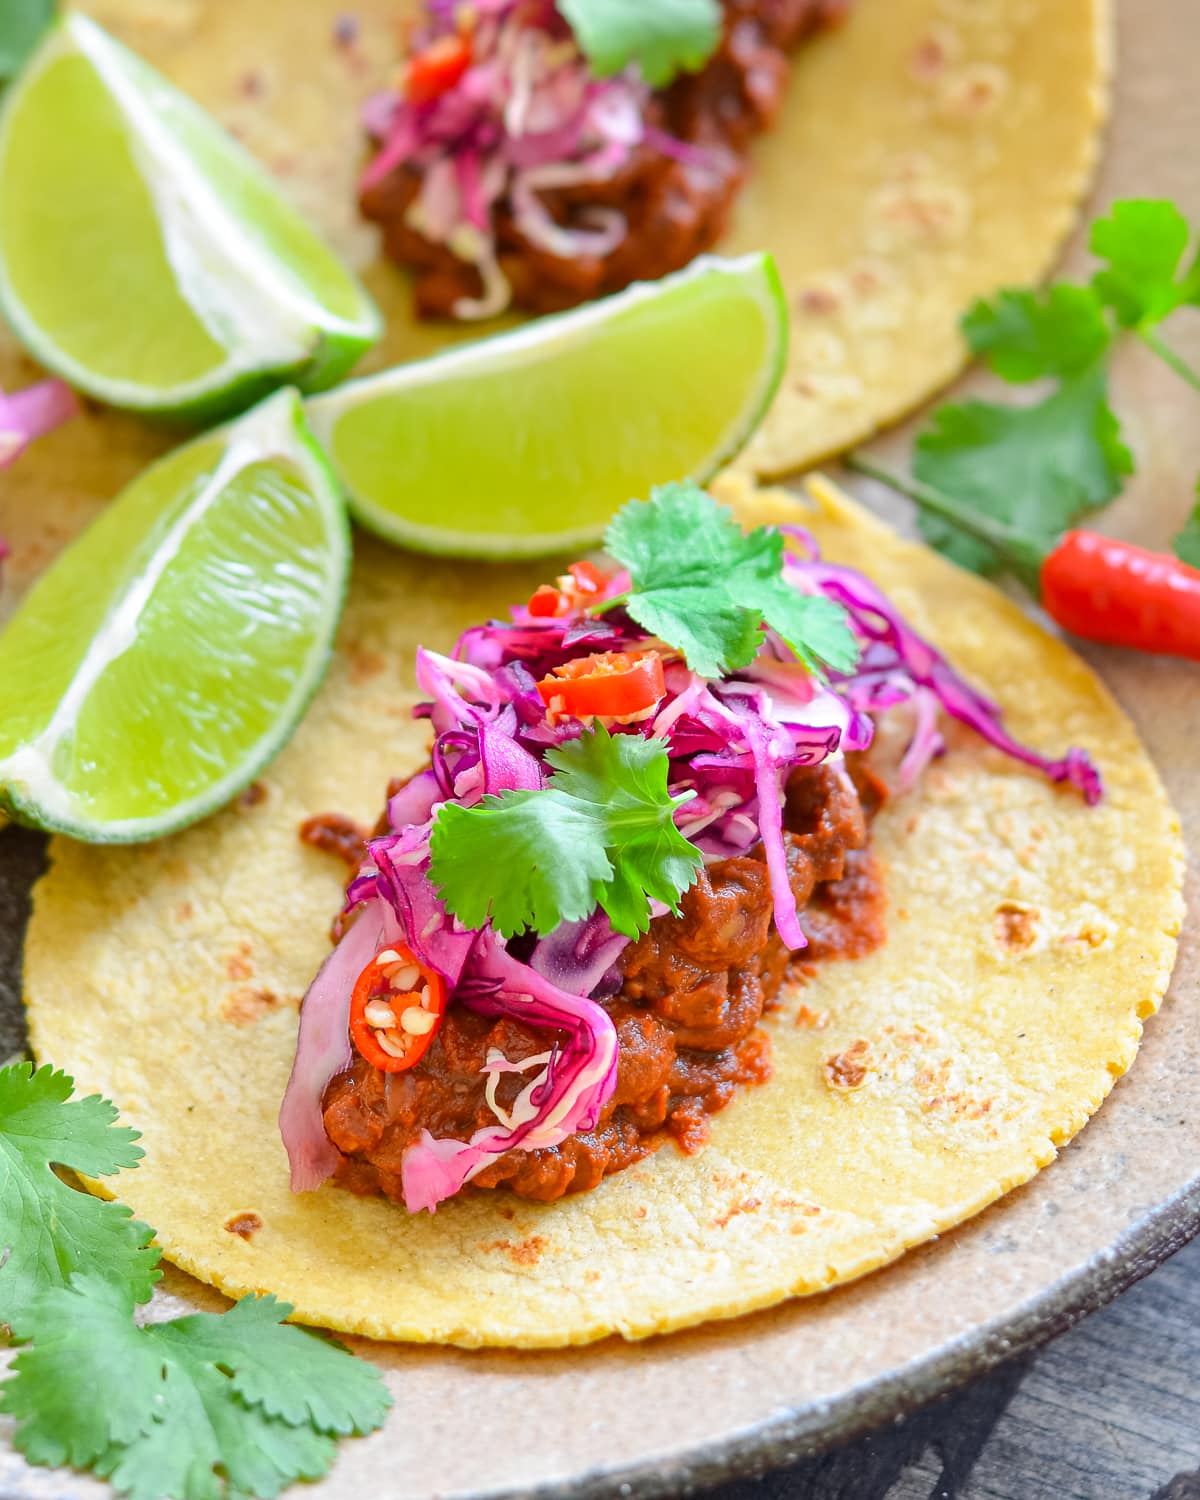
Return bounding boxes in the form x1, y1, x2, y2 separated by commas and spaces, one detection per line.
23, 479, 1183, 1348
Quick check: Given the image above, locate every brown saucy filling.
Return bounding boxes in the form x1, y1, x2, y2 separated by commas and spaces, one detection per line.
316, 755, 886, 1205
362, 0, 852, 320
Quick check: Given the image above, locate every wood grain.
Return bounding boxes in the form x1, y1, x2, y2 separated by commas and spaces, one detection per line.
702, 1235, 1200, 1500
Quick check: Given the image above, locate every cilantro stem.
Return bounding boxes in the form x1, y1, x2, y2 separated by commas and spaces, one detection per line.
844, 453, 1048, 595
1140, 328, 1200, 393
590, 593, 628, 616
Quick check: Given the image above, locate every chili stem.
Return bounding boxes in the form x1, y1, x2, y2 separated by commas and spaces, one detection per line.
1140, 328, 1200, 393
844, 453, 1046, 595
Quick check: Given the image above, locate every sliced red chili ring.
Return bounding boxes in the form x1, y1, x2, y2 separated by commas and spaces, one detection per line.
536, 649, 666, 720
349, 943, 447, 1073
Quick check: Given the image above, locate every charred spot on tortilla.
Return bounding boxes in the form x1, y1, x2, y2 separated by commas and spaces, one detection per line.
223, 1211, 264, 1240
360, 0, 851, 321
994, 902, 1040, 953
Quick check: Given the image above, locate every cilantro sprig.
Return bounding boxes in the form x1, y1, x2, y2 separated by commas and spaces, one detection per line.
601, 481, 860, 679
4, 1275, 390, 1500
0, 1062, 159, 1327
0, 1064, 390, 1500
880, 198, 1200, 574
558, 0, 722, 87
430, 724, 703, 940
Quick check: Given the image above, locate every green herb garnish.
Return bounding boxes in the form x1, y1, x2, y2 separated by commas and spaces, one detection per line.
0, 1064, 390, 1500
913, 369, 1133, 574
558, 0, 722, 87
430, 724, 702, 940
603, 481, 859, 679
4, 1275, 390, 1500
0, 1063, 159, 1326
904, 197, 1200, 573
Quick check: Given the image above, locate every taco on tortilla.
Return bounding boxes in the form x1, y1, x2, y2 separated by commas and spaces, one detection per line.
359, 0, 853, 320
345, 0, 1110, 473
279, 482, 1104, 1213
24, 478, 1182, 1347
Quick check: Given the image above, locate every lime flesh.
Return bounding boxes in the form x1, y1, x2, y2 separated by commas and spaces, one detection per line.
0, 389, 349, 841
0, 14, 380, 419
305, 254, 789, 559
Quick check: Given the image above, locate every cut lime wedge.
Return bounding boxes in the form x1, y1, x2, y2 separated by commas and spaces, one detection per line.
0, 14, 381, 419
0, 389, 348, 842
305, 253, 788, 559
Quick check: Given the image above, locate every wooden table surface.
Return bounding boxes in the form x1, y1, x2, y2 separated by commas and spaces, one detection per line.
701, 1235, 1200, 1500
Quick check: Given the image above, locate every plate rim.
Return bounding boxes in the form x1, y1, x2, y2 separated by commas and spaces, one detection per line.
472, 1177, 1200, 1500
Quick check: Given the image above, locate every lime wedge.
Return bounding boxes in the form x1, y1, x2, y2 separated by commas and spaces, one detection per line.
305, 253, 788, 559
0, 14, 380, 419
0, 389, 348, 842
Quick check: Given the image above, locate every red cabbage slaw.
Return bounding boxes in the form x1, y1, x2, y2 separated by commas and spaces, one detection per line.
280, 538, 1102, 1212
0, 378, 77, 470
361, 0, 704, 319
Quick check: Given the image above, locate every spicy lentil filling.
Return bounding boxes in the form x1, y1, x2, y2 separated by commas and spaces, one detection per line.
314, 754, 886, 1205
362, 0, 852, 319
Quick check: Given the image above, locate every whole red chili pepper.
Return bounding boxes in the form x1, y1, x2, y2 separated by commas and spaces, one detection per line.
848, 455, 1200, 663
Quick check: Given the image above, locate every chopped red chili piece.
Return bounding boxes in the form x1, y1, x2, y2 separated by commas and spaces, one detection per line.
567, 560, 607, 596
526, 559, 612, 618
537, 650, 666, 721
406, 33, 472, 105
528, 584, 566, 617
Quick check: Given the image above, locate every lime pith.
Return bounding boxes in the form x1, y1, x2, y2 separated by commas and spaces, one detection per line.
305, 253, 789, 560
0, 389, 349, 843
0, 14, 381, 420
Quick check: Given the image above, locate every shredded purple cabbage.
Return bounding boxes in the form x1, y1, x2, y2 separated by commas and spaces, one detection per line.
796, 560, 1103, 805
0, 379, 78, 470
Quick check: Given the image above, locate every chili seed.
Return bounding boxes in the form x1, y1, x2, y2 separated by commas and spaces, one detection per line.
400, 1007, 437, 1036
386, 962, 421, 990
364, 1000, 398, 1030
375, 1030, 409, 1058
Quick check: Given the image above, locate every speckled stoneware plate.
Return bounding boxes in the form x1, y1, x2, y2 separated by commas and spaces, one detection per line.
2, 0, 1199, 1496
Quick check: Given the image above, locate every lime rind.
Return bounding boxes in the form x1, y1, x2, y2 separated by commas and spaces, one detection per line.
0, 389, 350, 843
305, 253, 789, 560
0, 15, 381, 420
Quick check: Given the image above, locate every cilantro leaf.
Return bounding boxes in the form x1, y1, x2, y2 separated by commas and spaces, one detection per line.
1090, 199, 1200, 327
433, 793, 610, 937
962, 285, 1112, 382
2, 1273, 391, 1500
913, 369, 1133, 573
0, 0, 54, 84
558, 0, 722, 87
605, 482, 859, 678
1173, 491, 1200, 569
430, 725, 702, 939
0, 1063, 159, 1327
